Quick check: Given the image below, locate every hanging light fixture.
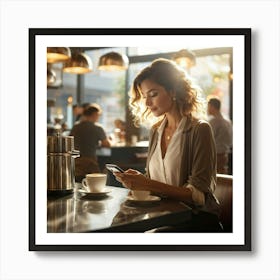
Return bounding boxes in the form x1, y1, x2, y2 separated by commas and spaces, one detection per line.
98, 51, 129, 71
63, 52, 93, 74
47, 67, 56, 86
173, 49, 196, 70
47, 47, 71, 63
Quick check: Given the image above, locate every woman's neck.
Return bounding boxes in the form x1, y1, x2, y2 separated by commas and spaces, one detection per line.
165, 112, 182, 130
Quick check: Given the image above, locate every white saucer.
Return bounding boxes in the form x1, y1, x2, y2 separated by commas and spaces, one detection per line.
78, 187, 111, 197
126, 195, 161, 203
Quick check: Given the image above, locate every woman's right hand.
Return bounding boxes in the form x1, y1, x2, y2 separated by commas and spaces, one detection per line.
113, 169, 152, 192
113, 169, 144, 189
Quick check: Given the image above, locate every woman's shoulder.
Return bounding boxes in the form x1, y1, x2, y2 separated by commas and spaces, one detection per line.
194, 119, 213, 138
197, 119, 211, 127
190, 116, 210, 127
183, 115, 210, 131
185, 117, 212, 136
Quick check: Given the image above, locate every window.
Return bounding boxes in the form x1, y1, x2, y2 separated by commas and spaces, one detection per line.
191, 53, 232, 120
47, 63, 77, 130
47, 47, 232, 139
126, 48, 232, 140
84, 48, 127, 136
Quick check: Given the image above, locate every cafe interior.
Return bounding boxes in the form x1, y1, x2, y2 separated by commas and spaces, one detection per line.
47, 46, 233, 234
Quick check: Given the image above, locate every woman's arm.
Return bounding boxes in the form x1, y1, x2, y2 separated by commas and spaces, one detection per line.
188, 121, 217, 192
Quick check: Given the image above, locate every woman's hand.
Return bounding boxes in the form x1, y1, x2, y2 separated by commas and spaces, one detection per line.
113, 169, 151, 191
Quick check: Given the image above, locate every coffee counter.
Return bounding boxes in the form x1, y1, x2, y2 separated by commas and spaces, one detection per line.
47, 185, 192, 233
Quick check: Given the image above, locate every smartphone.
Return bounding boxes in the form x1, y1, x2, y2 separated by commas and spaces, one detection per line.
105, 164, 124, 173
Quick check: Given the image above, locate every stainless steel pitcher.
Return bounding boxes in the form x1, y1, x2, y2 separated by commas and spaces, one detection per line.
47, 135, 80, 193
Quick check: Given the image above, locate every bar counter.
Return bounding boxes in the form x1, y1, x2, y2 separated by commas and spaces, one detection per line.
47, 185, 192, 233
97, 141, 148, 171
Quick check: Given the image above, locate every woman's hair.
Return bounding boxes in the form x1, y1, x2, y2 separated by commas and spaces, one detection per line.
129, 58, 204, 127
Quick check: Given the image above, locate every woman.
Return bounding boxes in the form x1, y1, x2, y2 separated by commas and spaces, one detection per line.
114, 58, 221, 232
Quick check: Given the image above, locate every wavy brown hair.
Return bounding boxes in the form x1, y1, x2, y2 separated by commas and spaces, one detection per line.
129, 58, 203, 127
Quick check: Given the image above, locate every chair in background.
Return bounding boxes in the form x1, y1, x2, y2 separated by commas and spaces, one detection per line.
215, 174, 233, 232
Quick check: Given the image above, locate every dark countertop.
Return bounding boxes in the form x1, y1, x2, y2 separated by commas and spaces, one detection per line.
47, 185, 192, 233
96, 141, 148, 156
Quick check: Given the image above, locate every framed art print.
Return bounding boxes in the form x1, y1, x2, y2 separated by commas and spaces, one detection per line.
29, 28, 251, 251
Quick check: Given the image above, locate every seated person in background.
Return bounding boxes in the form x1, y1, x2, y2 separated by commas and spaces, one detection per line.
113, 119, 126, 143
70, 104, 111, 181
72, 104, 83, 123
207, 97, 233, 174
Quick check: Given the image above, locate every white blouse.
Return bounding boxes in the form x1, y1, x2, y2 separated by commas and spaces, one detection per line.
148, 117, 205, 205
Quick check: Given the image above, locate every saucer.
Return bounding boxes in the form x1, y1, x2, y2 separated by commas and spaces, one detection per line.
126, 195, 161, 203
78, 187, 111, 197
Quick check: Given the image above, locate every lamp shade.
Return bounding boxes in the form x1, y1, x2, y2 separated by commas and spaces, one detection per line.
47, 47, 71, 63
173, 49, 196, 69
63, 52, 93, 74
98, 52, 129, 71
47, 68, 56, 85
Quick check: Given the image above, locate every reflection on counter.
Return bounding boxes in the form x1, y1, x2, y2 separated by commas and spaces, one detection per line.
47, 185, 192, 233
47, 186, 129, 233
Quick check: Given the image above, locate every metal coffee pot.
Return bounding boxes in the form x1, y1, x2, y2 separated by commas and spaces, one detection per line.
47, 134, 80, 193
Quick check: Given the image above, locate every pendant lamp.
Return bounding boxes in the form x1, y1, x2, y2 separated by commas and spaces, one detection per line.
47, 47, 71, 63
47, 68, 56, 86
173, 49, 196, 70
98, 51, 129, 71
63, 52, 93, 74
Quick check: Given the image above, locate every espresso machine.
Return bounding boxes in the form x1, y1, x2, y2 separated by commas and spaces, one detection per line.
47, 134, 80, 194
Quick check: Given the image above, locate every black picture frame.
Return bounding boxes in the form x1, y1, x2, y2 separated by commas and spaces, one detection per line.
29, 28, 251, 251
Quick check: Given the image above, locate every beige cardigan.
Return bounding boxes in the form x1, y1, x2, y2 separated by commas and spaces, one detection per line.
145, 116, 220, 216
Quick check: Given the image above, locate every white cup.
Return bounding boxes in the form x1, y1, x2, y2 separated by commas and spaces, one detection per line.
131, 135, 138, 145
82, 173, 107, 193
131, 190, 150, 200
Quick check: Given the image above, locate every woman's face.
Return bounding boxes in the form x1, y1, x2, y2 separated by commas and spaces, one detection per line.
140, 79, 174, 117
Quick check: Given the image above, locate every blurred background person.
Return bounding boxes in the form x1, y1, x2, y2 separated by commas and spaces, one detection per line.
72, 104, 83, 123
70, 103, 111, 182
72, 103, 91, 125
113, 119, 126, 144
207, 96, 232, 174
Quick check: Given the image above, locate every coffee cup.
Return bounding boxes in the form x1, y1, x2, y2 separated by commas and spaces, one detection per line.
131, 135, 138, 145
82, 173, 107, 193
131, 190, 150, 200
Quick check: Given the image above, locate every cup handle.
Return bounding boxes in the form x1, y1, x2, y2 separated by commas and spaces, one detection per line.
81, 178, 88, 191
